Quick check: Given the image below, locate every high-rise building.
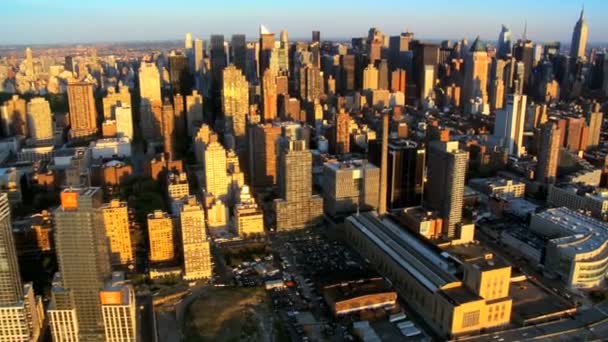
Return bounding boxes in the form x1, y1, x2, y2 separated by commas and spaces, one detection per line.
102, 85, 131, 120
274, 140, 323, 230
312, 30, 320, 43
412, 42, 439, 100
67, 80, 98, 140
161, 98, 176, 159
204, 141, 229, 201
362, 64, 379, 90
193, 38, 204, 74
299, 64, 323, 102
278, 30, 289, 73
166, 172, 189, 202
536, 121, 561, 184
513, 38, 534, 92
370, 139, 426, 209
497, 25, 512, 58
425, 141, 468, 238
462, 37, 489, 113
115, 103, 133, 140
494, 94, 527, 156
100, 272, 136, 342
185, 90, 203, 136
340, 54, 355, 92
259, 25, 275, 75
100, 200, 133, 266
333, 108, 351, 154
26, 97, 53, 144
378, 113, 389, 215
322, 160, 379, 217
184, 32, 192, 50
565, 117, 589, 153
0, 193, 43, 341
25, 47, 34, 77
231, 34, 247, 73
222, 65, 249, 145
233, 186, 265, 237
570, 8, 588, 61
139, 62, 162, 104
0, 95, 27, 137
586, 102, 603, 149
168, 53, 192, 95
178, 196, 212, 280
147, 210, 175, 263
377, 59, 389, 90
248, 123, 281, 189
390, 69, 406, 94
262, 69, 277, 121
52, 187, 111, 340
388, 32, 412, 70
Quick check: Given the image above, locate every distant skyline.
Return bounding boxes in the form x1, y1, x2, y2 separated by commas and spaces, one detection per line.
1, 0, 607, 45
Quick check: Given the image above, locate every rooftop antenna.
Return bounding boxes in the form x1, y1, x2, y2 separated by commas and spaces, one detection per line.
523, 20, 528, 41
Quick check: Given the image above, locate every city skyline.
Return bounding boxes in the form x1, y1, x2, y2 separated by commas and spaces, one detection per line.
1, 0, 607, 45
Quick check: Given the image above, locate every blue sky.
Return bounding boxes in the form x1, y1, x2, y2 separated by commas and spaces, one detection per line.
1, 0, 606, 45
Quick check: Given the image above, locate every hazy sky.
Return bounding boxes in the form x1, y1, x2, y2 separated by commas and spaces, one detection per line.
1, 0, 606, 45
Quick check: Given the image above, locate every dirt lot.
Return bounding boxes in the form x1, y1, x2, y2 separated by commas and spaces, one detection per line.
183, 286, 287, 342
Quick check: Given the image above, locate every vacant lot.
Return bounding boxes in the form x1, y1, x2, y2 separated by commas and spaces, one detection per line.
183, 287, 287, 342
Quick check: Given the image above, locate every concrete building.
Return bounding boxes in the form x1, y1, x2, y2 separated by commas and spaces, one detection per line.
462, 37, 490, 114
0, 193, 43, 341
233, 186, 264, 237
494, 94, 527, 156
536, 121, 561, 183
67, 81, 98, 140
147, 210, 175, 263
89, 137, 131, 159
222, 65, 249, 145
345, 213, 512, 339
322, 160, 379, 217
262, 69, 277, 121
100, 272, 136, 342
204, 141, 229, 201
186, 91, 204, 137
102, 85, 130, 120
468, 177, 526, 198
570, 8, 588, 61
1, 95, 27, 136
362, 64, 379, 90
166, 172, 189, 202
395, 206, 443, 240
100, 200, 133, 266
205, 196, 228, 232
547, 184, 608, 220
531, 207, 608, 289
26, 97, 53, 145
248, 123, 281, 189
586, 102, 603, 149
333, 109, 351, 155
274, 140, 323, 230
178, 196, 212, 280
425, 141, 468, 238
114, 103, 133, 140
52, 188, 111, 341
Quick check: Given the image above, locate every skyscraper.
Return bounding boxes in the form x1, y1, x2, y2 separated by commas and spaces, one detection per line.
565, 117, 589, 153
362, 64, 379, 90
193, 38, 204, 74
186, 90, 204, 136
100, 200, 133, 266
536, 121, 561, 184
139, 62, 162, 104
274, 140, 323, 230
0, 95, 27, 137
340, 54, 355, 92
53, 187, 111, 340
262, 69, 277, 121
222, 65, 249, 145
412, 42, 439, 100
586, 102, 603, 150
115, 103, 133, 140
233, 186, 265, 237
248, 123, 282, 189
494, 94, 527, 156
497, 25, 512, 58
147, 210, 175, 263
162, 98, 176, 159
67, 80, 98, 140
390, 69, 407, 94
377, 59, 389, 90
378, 113, 389, 214
25, 47, 34, 77
0, 193, 42, 341
203, 141, 229, 201
299, 64, 323, 102
26, 97, 53, 144
100, 272, 136, 342
168, 53, 192, 95
425, 141, 468, 238
333, 108, 351, 154
184, 32, 193, 50
178, 196, 212, 281
259, 25, 275, 75
462, 37, 489, 113
231, 34, 247, 73
388, 33, 412, 70
570, 7, 588, 61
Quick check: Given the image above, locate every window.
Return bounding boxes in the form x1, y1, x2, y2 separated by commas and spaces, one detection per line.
462, 310, 480, 328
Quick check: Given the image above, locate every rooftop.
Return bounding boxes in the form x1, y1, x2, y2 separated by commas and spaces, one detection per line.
323, 277, 395, 303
